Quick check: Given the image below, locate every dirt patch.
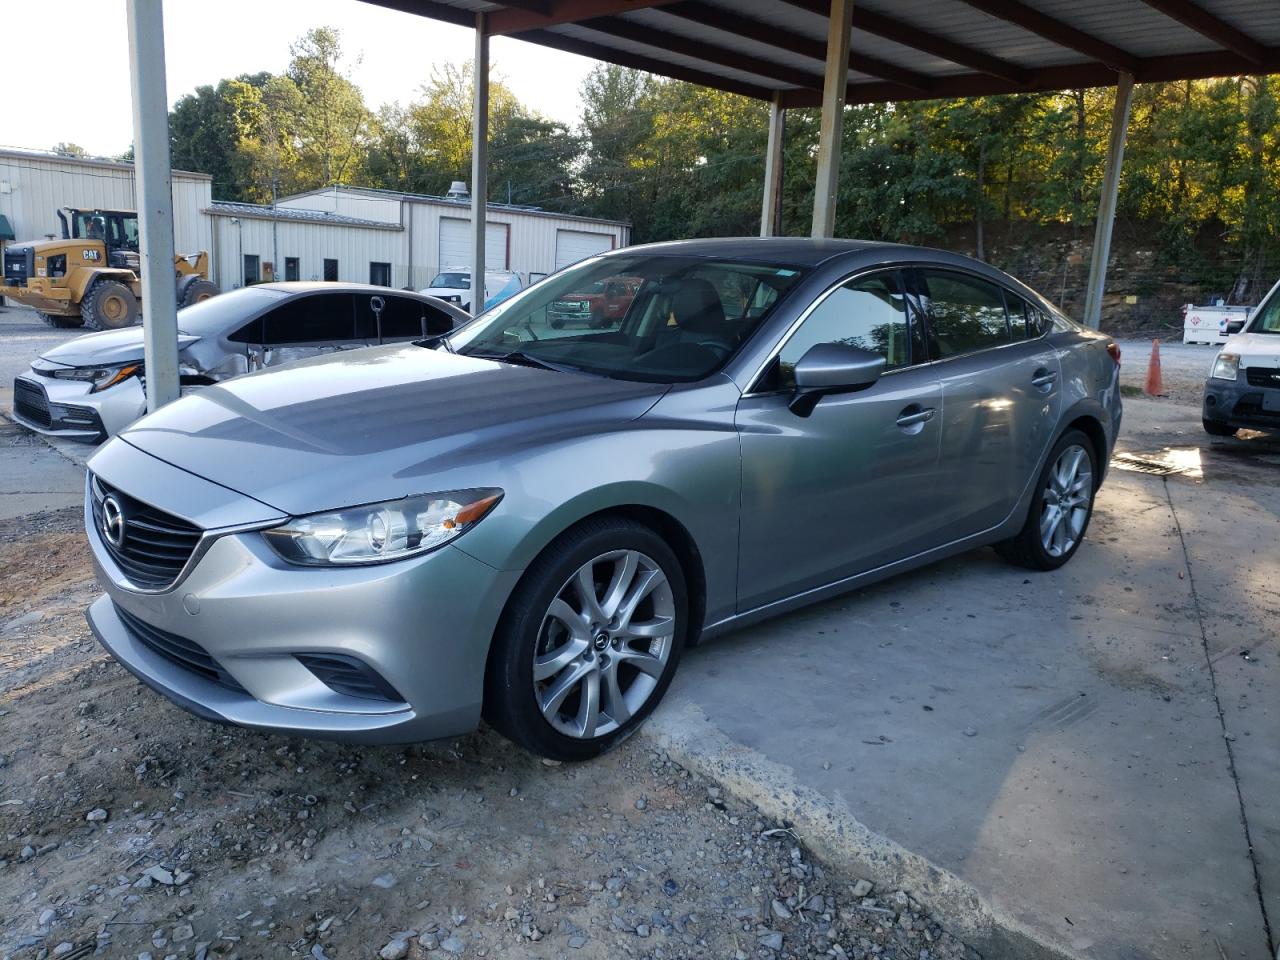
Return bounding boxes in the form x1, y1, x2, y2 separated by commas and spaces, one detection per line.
0, 520, 976, 960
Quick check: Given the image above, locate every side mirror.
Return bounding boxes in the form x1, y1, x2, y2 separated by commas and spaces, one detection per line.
789, 342, 885, 416
1225, 319, 1245, 335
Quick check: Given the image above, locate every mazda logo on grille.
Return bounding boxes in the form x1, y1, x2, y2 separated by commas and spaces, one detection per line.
101, 495, 126, 549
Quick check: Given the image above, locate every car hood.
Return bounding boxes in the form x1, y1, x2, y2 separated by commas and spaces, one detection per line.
118, 344, 669, 516
1227, 332, 1280, 366
39, 327, 200, 368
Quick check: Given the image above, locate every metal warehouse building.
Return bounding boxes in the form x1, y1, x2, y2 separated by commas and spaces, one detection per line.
0, 148, 213, 257
0, 149, 630, 294
214, 185, 631, 291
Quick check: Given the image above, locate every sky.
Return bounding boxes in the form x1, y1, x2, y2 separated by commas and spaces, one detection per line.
6, 0, 598, 158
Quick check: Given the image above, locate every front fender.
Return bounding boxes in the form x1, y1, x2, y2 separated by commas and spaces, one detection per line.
453, 381, 743, 626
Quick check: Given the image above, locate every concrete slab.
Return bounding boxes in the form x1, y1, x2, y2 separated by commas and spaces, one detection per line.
653, 397, 1277, 960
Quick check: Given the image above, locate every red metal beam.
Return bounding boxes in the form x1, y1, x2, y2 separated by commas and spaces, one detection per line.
775, 0, 1028, 85
519, 27, 778, 99
952, 0, 1141, 74
1137, 0, 1267, 65
778, 44, 1280, 108
578, 16, 833, 91
489, 0, 679, 35
661, 2, 935, 92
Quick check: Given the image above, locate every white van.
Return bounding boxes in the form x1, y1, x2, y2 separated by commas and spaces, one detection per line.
1202, 277, 1280, 436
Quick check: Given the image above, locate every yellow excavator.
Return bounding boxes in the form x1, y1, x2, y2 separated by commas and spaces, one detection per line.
0, 207, 218, 330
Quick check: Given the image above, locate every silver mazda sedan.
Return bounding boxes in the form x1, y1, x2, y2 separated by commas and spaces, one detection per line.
84, 239, 1122, 760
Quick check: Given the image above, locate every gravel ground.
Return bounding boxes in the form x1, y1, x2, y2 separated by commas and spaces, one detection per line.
0, 508, 977, 960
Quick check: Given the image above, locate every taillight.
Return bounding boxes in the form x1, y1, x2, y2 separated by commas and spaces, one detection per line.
1107, 342, 1121, 366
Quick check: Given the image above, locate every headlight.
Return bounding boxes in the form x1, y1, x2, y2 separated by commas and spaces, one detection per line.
47, 363, 142, 393
262, 489, 503, 566
1211, 352, 1239, 381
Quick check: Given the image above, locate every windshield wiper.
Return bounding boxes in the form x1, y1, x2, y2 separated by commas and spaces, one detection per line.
464, 348, 583, 375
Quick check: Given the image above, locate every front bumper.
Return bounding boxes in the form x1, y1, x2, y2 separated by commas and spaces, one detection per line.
84, 441, 521, 744
1202, 373, 1280, 433
11, 374, 144, 442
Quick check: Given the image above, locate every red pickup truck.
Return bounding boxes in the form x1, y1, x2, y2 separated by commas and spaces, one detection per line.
548, 277, 642, 329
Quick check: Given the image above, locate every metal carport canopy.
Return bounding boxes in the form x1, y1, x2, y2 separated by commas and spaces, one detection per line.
366, 0, 1280, 107
361, 0, 1279, 330
125, 0, 1279, 411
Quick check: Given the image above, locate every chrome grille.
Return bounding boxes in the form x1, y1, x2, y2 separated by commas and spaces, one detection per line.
115, 604, 245, 692
13, 378, 52, 429
90, 475, 203, 589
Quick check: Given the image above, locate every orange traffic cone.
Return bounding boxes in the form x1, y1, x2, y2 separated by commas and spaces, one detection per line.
1144, 339, 1164, 396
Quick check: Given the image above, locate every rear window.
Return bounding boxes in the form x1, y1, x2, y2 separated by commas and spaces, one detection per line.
917, 270, 1011, 359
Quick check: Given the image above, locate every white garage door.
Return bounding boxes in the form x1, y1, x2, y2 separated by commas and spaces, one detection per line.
438, 218, 509, 273
555, 230, 614, 271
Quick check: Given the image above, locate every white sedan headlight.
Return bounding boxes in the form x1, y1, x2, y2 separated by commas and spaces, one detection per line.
47, 363, 142, 393
1210, 352, 1240, 381
263, 489, 502, 566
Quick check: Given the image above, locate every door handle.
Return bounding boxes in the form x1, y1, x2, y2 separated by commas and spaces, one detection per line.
1031, 368, 1058, 388
896, 406, 936, 429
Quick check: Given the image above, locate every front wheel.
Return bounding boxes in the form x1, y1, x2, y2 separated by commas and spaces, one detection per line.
80, 279, 139, 331
995, 429, 1098, 571
1203, 418, 1239, 437
484, 517, 687, 760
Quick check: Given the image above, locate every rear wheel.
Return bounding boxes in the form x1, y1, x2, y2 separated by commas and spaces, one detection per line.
1202, 418, 1239, 437
484, 517, 687, 760
995, 428, 1098, 571
80, 279, 138, 331
38, 311, 84, 329
178, 276, 219, 307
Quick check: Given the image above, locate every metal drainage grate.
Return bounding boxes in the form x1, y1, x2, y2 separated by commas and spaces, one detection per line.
1110, 451, 1198, 478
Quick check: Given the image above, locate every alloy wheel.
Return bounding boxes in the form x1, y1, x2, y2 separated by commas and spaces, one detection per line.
1039, 444, 1093, 558
533, 549, 675, 740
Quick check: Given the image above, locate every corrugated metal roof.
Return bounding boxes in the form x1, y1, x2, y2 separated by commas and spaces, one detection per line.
0, 146, 212, 181
362, 0, 1280, 105
286, 184, 633, 228
206, 201, 403, 230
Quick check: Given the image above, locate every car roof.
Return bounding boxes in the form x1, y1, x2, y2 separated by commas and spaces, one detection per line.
254, 281, 441, 297
606, 237, 941, 268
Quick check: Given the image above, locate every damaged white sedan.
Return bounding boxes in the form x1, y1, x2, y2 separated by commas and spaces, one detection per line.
11, 282, 467, 442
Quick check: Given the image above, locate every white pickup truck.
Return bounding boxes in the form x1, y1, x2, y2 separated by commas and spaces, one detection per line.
1202, 278, 1280, 436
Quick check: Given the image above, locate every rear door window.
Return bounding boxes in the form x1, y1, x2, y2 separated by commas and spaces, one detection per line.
262, 294, 356, 345
916, 270, 1011, 359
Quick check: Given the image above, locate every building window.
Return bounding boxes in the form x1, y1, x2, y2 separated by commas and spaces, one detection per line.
243, 254, 260, 286
285, 257, 300, 282
369, 261, 392, 287
323, 258, 338, 282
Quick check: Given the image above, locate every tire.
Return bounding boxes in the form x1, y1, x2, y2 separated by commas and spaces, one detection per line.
589, 310, 607, 329
484, 516, 688, 761
80, 279, 139, 331
178, 276, 219, 307
1203, 418, 1238, 438
549, 316, 565, 329
38, 311, 84, 329
995, 428, 1098, 571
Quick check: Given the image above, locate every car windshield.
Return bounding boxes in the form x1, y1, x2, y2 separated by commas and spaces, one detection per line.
176, 287, 288, 337
449, 255, 805, 383
430, 273, 468, 288
1249, 289, 1280, 334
